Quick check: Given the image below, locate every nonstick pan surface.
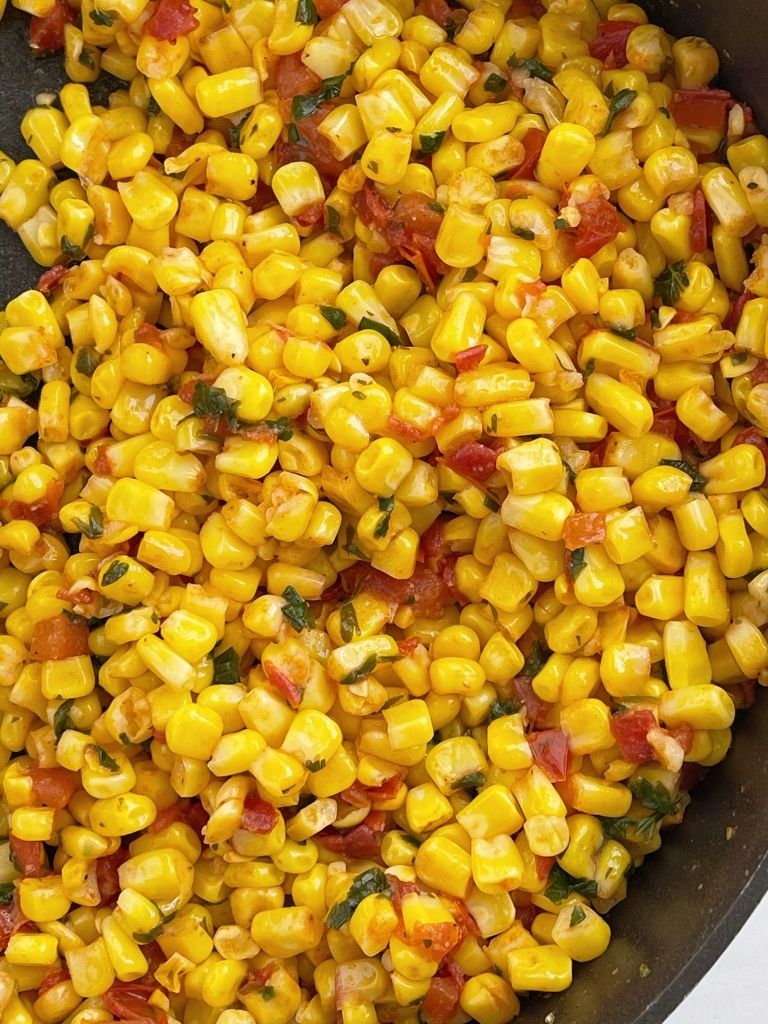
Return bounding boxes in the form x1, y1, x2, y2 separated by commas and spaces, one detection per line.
1, 2, 767, 1020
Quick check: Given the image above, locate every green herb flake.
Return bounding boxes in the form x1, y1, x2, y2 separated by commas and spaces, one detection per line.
0, 372, 39, 399
655, 261, 690, 306
292, 67, 353, 120
570, 906, 587, 927
101, 560, 129, 587
659, 458, 706, 492
601, 88, 637, 136
507, 56, 553, 82
484, 72, 507, 93
230, 116, 247, 149
281, 586, 315, 632
340, 652, 379, 687
89, 8, 117, 24
554, 216, 569, 230
451, 771, 486, 791
53, 698, 76, 739
340, 601, 360, 643
133, 923, 163, 943
343, 525, 370, 562
639, 963, 652, 978
295, 0, 317, 23
61, 236, 87, 261
403, 833, 421, 847
367, 160, 379, 173
96, 746, 119, 772
630, 777, 679, 817
75, 346, 101, 377
326, 867, 391, 929
488, 698, 521, 721
327, 205, 341, 235
73, 504, 104, 540
287, 122, 301, 144
0, 883, 14, 906
213, 647, 241, 684
192, 380, 240, 431
522, 639, 551, 677
583, 357, 596, 378
119, 732, 131, 746
545, 864, 598, 903
659, 106, 671, 118
419, 131, 446, 154
511, 226, 535, 240
609, 324, 636, 340
358, 316, 401, 347
732, 351, 748, 364
568, 547, 587, 579
263, 416, 294, 441
374, 495, 395, 539
320, 306, 346, 330
261, 986, 275, 1001
146, 96, 161, 117
306, 758, 326, 772
489, 412, 499, 434
483, 494, 500, 512
78, 49, 96, 69
428, 201, 445, 214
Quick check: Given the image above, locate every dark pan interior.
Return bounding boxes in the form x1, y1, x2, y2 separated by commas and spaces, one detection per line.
1, 2, 768, 1021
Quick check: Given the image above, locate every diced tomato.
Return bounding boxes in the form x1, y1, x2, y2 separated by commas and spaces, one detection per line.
563, 511, 606, 550
419, 0, 465, 33
731, 426, 768, 459
409, 921, 462, 962
57, 585, 96, 605
420, 517, 449, 562
9, 838, 43, 878
437, 553, 464, 606
147, 800, 207, 836
751, 361, 768, 386
673, 310, 698, 323
318, 810, 386, 860
29, 614, 89, 661
589, 20, 637, 65
28, 767, 78, 809
387, 413, 428, 441
397, 635, 423, 657
528, 729, 570, 783
454, 345, 488, 373
509, 0, 545, 14
341, 772, 404, 807
511, 677, 553, 729
143, 0, 198, 40
274, 52, 321, 99
295, 202, 325, 228
420, 965, 464, 1024
690, 187, 708, 253
573, 197, 622, 258
263, 660, 303, 709
39, 968, 70, 994
136, 323, 164, 346
511, 128, 547, 180
248, 963, 278, 989
36, 264, 70, 296
8, 478, 64, 528
611, 708, 657, 763
669, 88, 732, 130
0, 890, 27, 953
241, 796, 280, 834
724, 289, 755, 332
535, 855, 556, 881
139, 941, 166, 983
104, 984, 168, 1024
165, 126, 197, 159
96, 848, 128, 905
274, 104, 351, 180
443, 441, 498, 483
650, 405, 679, 440
354, 180, 393, 233
516, 902, 540, 931
29, 0, 75, 51
669, 722, 694, 756
387, 875, 421, 916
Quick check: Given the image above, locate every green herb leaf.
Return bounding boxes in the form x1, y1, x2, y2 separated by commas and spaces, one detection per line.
511, 226, 535, 240
428, 201, 444, 214
320, 306, 346, 330
340, 652, 379, 686
192, 380, 240, 431
544, 864, 598, 903
583, 357, 596, 378
600, 813, 660, 841
650, 308, 662, 329
419, 131, 446, 154
230, 116, 248, 149
659, 458, 706, 492
75, 346, 101, 377
358, 316, 401, 347
326, 867, 391, 929
101, 560, 129, 587
522, 639, 550, 677
61, 235, 87, 261
262, 416, 293, 441
630, 777, 679, 817
213, 647, 241, 684
295, 0, 317, 23
343, 525, 370, 561
569, 547, 587, 579
147, 96, 161, 117
96, 746, 119, 772
78, 49, 96, 69
403, 833, 421, 847
119, 732, 131, 746
507, 56, 553, 82
287, 122, 301, 143
261, 986, 275, 1001
609, 324, 636, 340
72, 504, 104, 540
327, 205, 341, 235
133, 923, 164, 943
374, 495, 395, 539
0, 371, 39, 399
488, 698, 521, 721
655, 261, 690, 305
281, 586, 315, 632
483, 494, 500, 512
89, 8, 117, 24
601, 88, 637, 136
732, 351, 748, 364
554, 216, 569, 230
451, 771, 486, 791
306, 758, 326, 772
340, 601, 360, 643
570, 905, 587, 927
292, 67, 353, 120
0, 883, 14, 906
484, 72, 507, 93
53, 699, 76, 739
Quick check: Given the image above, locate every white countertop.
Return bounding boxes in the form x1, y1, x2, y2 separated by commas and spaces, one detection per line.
666, 892, 768, 1022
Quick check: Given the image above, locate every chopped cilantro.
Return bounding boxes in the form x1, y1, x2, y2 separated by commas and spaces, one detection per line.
545, 864, 598, 903
192, 380, 240, 431
292, 68, 353, 120
213, 647, 241, 684
295, 0, 317, 23
75, 346, 101, 377
89, 8, 117, 24
72, 504, 104, 540
326, 867, 390, 929
568, 547, 587, 578
306, 758, 326, 772
358, 316, 401, 347
507, 55, 553, 82
484, 72, 507, 93
53, 699, 76, 739
522, 639, 550, 677
659, 458, 706, 492
340, 601, 360, 643
281, 586, 315, 632
570, 905, 587, 927
96, 746, 119, 772
320, 306, 346, 330
101, 560, 129, 587
419, 131, 446, 154
511, 226, 535, 240
451, 771, 486, 791
601, 88, 637, 136
488, 698, 521, 721
374, 496, 395, 539
655, 261, 690, 305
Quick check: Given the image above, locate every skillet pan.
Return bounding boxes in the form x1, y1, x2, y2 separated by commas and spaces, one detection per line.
1, 1, 767, 1020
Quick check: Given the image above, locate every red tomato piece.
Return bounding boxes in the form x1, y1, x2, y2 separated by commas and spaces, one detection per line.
8, 478, 64, 528
563, 511, 606, 550
528, 729, 570, 783
535, 855, 556, 880
274, 104, 351, 180
247, 963, 278, 989
511, 128, 547, 180
135, 323, 164, 346
669, 88, 732, 130
387, 413, 429, 441
420, 968, 464, 1024
28, 767, 78, 809
516, 902, 540, 932
96, 848, 128, 905
397, 635, 423, 657
588, 20, 637, 65
314, 0, 346, 13
29, 614, 89, 661
29, 0, 75, 51
318, 810, 385, 860
0, 890, 26, 953
573, 197, 622, 258
341, 772, 404, 807
104, 984, 168, 1024
9, 838, 43, 878
420, 517, 448, 562
670, 722, 694, 755
409, 921, 462, 962
690, 187, 708, 253
241, 796, 280, 834
274, 53, 321, 99
750, 361, 768, 386
39, 968, 70, 994
56, 585, 96, 605
295, 202, 325, 228
36, 264, 70, 295
263, 660, 303, 709
454, 345, 488, 373
353, 180, 393, 232
611, 708, 657, 763
387, 875, 421, 916
143, 0, 198, 40
509, 0, 545, 15
511, 677, 553, 729
724, 289, 755, 332
731, 426, 768, 459
339, 780, 369, 808
419, 0, 465, 33
650, 405, 679, 440
443, 441, 498, 483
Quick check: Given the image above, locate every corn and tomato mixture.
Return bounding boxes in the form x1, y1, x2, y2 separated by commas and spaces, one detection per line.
0, 0, 766, 1020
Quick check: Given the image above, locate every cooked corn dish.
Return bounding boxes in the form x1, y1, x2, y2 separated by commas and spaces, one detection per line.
0, 0, 765, 1019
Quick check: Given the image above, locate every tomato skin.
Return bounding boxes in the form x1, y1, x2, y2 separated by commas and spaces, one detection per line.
397, 635, 423, 657
96, 847, 128, 905
563, 511, 606, 550
342, 772, 404, 808
589, 20, 637, 65
420, 963, 465, 1024
263, 661, 303, 709
611, 708, 657, 763
731, 426, 768, 459
318, 810, 385, 859
724, 289, 755, 332
511, 677, 553, 729
573, 197, 622, 258
535, 854, 556, 880
30, 614, 90, 661
143, 0, 198, 40
690, 187, 709, 253
9, 838, 44, 878
274, 53, 321, 99
28, 767, 78, 809
443, 441, 498, 483
241, 796, 280, 834
511, 128, 547, 180
750, 361, 768, 386
8, 478, 64, 528
39, 968, 70, 994
314, 0, 346, 14
295, 202, 325, 228
104, 984, 168, 1024
669, 88, 732, 129
29, 0, 75, 51
455, 345, 488, 372
528, 729, 570, 783
36, 264, 70, 295
274, 104, 351, 180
